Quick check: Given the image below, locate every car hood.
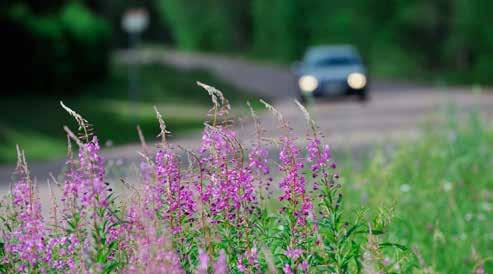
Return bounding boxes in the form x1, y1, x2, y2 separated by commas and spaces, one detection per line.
298, 65, 366, 81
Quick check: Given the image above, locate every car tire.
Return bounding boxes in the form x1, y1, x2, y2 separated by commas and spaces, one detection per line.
357, 91, 369, 102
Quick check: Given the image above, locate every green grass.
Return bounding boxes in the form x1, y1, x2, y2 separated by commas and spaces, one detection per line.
339, 112, 493, 273
0, 63, 261, 163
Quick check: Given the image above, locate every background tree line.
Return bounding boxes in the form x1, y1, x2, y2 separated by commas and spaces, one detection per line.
3, 0, 492, 95
2, 0, 111, 95
158, 0, 492, 84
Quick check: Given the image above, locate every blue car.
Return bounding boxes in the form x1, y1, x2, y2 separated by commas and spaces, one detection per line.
293, 45, 369, 101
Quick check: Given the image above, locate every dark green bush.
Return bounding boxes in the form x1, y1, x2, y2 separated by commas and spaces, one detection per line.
155, 1, 249, 52
60, 3, 111, 91
3, 2, 111, 96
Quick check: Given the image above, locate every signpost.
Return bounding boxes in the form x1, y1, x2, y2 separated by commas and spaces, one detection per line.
122, 8, 149, 118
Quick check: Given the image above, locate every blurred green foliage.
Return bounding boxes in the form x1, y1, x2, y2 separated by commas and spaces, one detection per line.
3, 0, 492, 94
3, 1, 111, 95
155, 1, 250, 51
0, 62, 260, 163
341, 111, 493, 272
154, 0, 493, 85
254, 0, 492, 84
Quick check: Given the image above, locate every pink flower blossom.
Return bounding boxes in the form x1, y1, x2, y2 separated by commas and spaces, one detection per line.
285, 248, 303, 260
283, 264, 293, 274
214, 250, 227, 274
153, 147, 195, 232
278, 136, 305, 202
307, 137, 331, 176
78, 137, 108, 209
197, 249, 209, 274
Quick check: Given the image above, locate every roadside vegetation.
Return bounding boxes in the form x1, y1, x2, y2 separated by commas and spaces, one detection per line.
0, 84, 416, 273
0, 64, 258, 163
5, 1, 492, 91
341, 111, 493, 273
1, 84, 491, 272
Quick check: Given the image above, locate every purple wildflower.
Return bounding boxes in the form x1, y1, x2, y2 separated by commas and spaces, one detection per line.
285, 248, 303, 260
214, 250, 227, 274
198, 126, 257, 221
307, 137, 331, 176
6, 174, 47, 271
235, 246, 260, 273
126, 224, 184, 274
476, 266, 485, 274
197, 249, 209, 274
299, 260, 309, 271
78, 136, 108, 209
283, 264, 294, 274
237, 258, 247, 273
154, 147, 195, 233
278, 136, 305, 202
248, 144, 270, 175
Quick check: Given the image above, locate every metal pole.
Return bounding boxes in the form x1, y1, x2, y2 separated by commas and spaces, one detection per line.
122, 8, 148, 120
128, 32, 140, 119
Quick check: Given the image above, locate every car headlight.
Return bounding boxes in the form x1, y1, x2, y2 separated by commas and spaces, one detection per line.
298, 75, 318, 92
347, 72, 367, 89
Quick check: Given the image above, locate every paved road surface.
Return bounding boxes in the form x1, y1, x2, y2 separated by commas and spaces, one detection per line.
1, 48, 492, 188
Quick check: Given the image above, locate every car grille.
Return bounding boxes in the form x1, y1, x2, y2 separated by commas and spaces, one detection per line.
318, 79, 346, 94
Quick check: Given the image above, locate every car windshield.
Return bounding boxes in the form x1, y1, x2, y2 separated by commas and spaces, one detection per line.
307, 55, 361, 67
303, 46, 362, 67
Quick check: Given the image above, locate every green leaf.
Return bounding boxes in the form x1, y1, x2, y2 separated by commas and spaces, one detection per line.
379, 242, 408, 251
102, 261, 120, 274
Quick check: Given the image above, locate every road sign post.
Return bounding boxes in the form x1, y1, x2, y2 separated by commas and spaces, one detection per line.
122, 8, 149, 118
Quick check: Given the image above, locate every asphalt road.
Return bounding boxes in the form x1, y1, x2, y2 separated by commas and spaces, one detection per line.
1, 48, 493, 187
